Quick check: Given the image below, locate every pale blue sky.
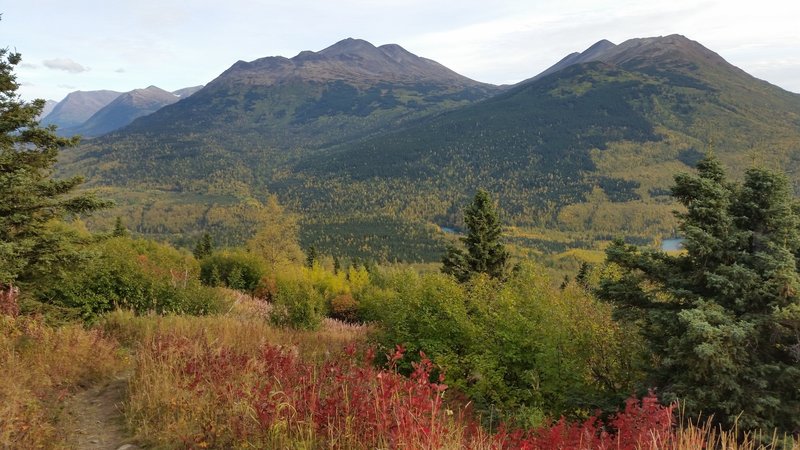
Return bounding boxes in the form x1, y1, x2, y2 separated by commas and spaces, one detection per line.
3, 0, 799, 101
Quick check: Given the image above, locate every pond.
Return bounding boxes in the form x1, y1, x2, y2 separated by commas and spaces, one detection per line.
661, 238, 685, 251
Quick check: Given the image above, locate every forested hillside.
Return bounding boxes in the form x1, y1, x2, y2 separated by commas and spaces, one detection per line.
56, 35, 800, 262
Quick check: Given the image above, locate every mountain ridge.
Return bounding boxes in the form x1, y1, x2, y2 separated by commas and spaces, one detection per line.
58, 35, 800, 261
211, 37, 490, 88
73, 86, 181, 137
41, 90, 122, 131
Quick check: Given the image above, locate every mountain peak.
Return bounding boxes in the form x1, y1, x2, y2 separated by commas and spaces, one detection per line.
318, 38, 379, 57
604, 34, 733, 71
526, 34, 738, 85
583, 39, 616, 57
213, 37, 487, 88
40, 89, 122, 130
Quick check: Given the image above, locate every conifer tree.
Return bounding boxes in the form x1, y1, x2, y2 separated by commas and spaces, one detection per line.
112, 217, 129, 237
305, 245, 318, 268
599, 155, 800, 433
0, 41, 109, 289
442, 189, 509, 282
333, 255, 341, 274
193, 232, 214, 259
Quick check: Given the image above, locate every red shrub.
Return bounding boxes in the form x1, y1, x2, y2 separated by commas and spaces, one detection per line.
150, 334, 677, 449
0, 284, 20, 317
494, 392, 675, 450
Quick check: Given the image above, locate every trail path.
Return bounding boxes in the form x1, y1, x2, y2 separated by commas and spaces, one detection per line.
63, 370, 141, 450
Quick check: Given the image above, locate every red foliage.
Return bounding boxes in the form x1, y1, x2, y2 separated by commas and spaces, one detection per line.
152, 335, 677, 449
495, 392, 675, 450
0, 284, 20, 317
174, 340, 451, 448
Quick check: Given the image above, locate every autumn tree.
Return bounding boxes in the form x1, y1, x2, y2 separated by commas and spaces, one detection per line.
245, 195, 304, 271
442, 189, 509, 282
0, 42, 109, 290
599, 155, 800, 433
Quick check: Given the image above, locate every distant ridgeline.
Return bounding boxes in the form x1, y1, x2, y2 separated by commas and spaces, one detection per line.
57, 35, 800, 262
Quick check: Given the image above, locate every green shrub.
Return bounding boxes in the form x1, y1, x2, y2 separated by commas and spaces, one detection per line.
44, 237, 226, 319
365, 263, 643, 426
268, 276, 326, 330
199, 250, 266, 292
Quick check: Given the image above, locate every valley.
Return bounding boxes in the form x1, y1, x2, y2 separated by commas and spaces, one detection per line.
48, 35, 800, 264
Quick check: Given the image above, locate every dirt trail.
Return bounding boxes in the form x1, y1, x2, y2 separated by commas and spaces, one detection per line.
62, 370, 141, 450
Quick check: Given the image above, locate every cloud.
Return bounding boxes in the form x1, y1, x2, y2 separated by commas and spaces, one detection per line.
58, 84, 78, 89
115, 67, 126, 73
21, 62, 39, 69
42, 58, 90, 73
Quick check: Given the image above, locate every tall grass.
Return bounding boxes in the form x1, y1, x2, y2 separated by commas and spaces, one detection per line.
0, 314, 125, 449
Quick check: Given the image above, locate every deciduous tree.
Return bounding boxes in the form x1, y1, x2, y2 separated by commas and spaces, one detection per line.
245, 195, 304, 271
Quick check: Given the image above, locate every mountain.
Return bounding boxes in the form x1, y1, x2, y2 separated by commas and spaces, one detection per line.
59, 35, 800, 261
214, 38, 487, 87
110, 37, 496, 146
292, 34, 800, 238
38, 99, 58, 120
73, 86, 181, 137
58, 38, 499, 260
41, 90, 122, 132
172, 85, 204, 98
527, 39, 617, 82
63, 37, 498, 184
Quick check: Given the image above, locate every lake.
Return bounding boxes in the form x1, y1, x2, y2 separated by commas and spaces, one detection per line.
661, 238, 685, 251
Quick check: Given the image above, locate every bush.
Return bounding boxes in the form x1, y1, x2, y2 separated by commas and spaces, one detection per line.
329, 293, 358, 322
199, 250, 266, 292
268, 276, 326, 330
364, 263, 644, 426
45, 237, 226, 319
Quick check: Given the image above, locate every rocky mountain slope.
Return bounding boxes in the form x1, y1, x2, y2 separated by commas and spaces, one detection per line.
74, 86, 181, 137
41, 90, 121, 131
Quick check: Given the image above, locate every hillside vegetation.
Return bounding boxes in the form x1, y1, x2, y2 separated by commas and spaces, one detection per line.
56, 35, 800, 261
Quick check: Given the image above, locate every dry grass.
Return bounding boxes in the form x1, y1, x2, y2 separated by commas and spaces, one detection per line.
666, 417, 799, 450
101, 307, 379, 448
0, 315, 126, 449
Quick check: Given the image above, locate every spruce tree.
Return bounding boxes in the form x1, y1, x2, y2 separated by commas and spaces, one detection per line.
442, 189, 509, 282
599, 155, 800, 433
112, 216, 129, 237
193, 232, 214, 259
0, 42, 109, 289
305, 245, 318, 268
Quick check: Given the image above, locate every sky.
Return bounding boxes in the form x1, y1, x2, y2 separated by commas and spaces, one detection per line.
3, 0, 799, 102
